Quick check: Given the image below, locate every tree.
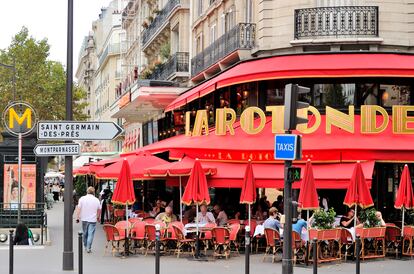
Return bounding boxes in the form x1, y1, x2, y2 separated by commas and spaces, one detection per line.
0, 27, 88, 124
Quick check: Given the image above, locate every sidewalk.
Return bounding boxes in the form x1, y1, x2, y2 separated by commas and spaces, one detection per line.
0, 202, 412, 273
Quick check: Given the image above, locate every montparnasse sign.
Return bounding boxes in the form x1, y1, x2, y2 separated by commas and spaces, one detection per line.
185, 105, 414, 136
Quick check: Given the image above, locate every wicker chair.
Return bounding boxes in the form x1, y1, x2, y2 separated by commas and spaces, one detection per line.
263, 228, 281, 263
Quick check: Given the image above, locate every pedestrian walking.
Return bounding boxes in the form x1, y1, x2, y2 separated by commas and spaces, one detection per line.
76, 187, 101, 253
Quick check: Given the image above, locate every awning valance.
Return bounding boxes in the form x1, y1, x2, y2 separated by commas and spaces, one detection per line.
166, 53, 414, 112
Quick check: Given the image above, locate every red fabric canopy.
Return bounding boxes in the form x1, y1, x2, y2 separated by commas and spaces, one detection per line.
343, 162, 374, 209
166, 53, 414, 112
298, 160, 319, 210
395, 165, 414, 210
240, 160, 257, 204
134, 115, 414, 163
89, 159, 119, 174
144, 156, 217, 177
111, 159, 135, 205
73, 164, 91, 175
182, 160, 210, 205
96, 152, 169, 180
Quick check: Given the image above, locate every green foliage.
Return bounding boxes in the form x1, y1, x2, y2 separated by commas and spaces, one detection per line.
359, 207, 380, 228
74, 176, 87, 197
311, 208, 336, 229
0, 27, 87, 125
160, 42, 171, 61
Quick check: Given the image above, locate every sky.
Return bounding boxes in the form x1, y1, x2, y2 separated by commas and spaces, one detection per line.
0, 0, 112, 69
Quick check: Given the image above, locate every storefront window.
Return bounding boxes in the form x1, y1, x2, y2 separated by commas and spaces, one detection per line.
234, 83, 257, 115
201, 94, 215, 124
217, 89, 230, 108
381, 85, 411, 107
357, 83, 378, 105
313, 83, 355, 107
265, 82, 284, 106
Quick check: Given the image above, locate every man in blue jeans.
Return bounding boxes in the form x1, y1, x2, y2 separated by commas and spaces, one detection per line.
76, 187, 101, 253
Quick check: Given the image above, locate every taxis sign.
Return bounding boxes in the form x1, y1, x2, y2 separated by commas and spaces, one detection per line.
2, 102, 37, 136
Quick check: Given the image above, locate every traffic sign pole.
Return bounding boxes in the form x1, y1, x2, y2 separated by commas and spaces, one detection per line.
17, 133, 22, 224
282, 132, 293, 274
63, 0, 74, 270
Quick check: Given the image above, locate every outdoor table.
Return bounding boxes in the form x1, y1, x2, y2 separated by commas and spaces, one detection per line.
355, 227, 386, 260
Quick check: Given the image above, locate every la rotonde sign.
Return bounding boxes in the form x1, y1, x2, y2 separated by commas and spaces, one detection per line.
185, 105, 414, 136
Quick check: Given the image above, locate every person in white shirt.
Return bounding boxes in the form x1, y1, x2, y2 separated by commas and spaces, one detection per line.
76, 187, 101, 253
197, 204, 215, 225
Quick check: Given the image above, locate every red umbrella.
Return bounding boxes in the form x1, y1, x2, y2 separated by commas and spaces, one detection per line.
111, 159, 135, 255
182, 159, 210, 206
89, 158, 119, 174
111, 158, 136, 206
298, 160, 319, 210
181, 159, 210, 258
96, 152, 168, 180
145, 156, 216, 220
394, 164, 414, 234
73, 164, 91, 176
344, 161, 374, 227
240, 159, 256, 230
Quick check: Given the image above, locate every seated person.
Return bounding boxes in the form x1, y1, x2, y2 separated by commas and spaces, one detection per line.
293, 214, 308, 238
375, 211, 386, 226
197, 204, 215, 225
263, 207, 281, 231
183, 205, 196, 223
150, 199, 165, 217
213, 205, 228, 226
155, 206, 177, 226
254, 204, 266, 221
340, 208, 363, 228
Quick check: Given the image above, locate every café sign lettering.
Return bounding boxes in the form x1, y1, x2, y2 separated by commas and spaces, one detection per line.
185, 105, 414, 136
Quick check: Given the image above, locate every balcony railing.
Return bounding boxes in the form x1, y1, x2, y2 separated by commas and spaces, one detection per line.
98, 43, 122, 66
147, 52, 189, 80
142, 0, 180, 46
191, 23, 256, 77
294, 6, 379, 39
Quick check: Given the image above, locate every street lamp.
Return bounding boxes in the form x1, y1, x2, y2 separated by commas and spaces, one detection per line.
0, 59, 17, 101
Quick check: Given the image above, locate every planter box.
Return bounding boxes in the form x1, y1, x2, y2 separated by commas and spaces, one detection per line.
356, 227, 386, 238
403, 226, 414, 237
309, 228, 342, 241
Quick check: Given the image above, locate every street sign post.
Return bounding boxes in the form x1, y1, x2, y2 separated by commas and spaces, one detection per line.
274, 134, 302, 160
37, 121, 123, 141
34, 143, 81, 157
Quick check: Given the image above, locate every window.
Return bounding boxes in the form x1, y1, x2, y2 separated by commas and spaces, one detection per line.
265, 81, 285, 106
313, 83, 355, 107
381, 85, 411, 107
198, 0, 203, 16
209, 22, 217, 45
196, 33, 203, 54
224, 6, 236, 32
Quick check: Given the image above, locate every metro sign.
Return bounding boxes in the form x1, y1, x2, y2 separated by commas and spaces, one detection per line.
2, 102, 37, 136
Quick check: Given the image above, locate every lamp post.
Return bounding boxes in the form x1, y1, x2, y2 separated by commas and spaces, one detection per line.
0, 59, 16, 101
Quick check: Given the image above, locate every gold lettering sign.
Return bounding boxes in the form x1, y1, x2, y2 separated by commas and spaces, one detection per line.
184, 104, 414, 136
392, 105, 414, 134
296, 106, 321, 134
361, 105, 389, 134
215, 108, 236, 135
240, 107, 266, 134
192, 110, 209, 136
326, 106, 355, 134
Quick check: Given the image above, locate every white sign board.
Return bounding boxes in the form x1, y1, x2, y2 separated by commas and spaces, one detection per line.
34, 143, 81, 156
37, 121, 123, 141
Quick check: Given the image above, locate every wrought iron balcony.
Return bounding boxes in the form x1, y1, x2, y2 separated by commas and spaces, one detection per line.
147, 52, 189, 80
141, 0, 180, 47
294, 6, 379, 40
191, 23, 256, 77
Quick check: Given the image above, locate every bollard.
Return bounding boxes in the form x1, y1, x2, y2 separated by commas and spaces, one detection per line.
356, 235, 361, 274
312, 238, 317, 274
78, 232, 83, 274
155, 224, 160, 274
245, 226, 250, 274
9, 230, 14, 274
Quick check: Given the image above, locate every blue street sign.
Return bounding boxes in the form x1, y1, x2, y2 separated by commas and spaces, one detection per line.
274, 134, 300, 160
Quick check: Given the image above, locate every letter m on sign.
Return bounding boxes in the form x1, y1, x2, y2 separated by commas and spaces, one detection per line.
9, 107, 32, 129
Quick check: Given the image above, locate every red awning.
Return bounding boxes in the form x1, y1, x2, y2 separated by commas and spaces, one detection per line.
166, 53, 414, 112
168, 161, 374, 189
89, 159, 119, 174
73, 164, 91, 175
132, 115, 414, 163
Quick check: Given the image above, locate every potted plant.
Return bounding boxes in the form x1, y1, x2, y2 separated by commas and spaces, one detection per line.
148, 15, 154, 23
356, 208, 386, 238
153, 8, 161, 15
309, 208, 342, 240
